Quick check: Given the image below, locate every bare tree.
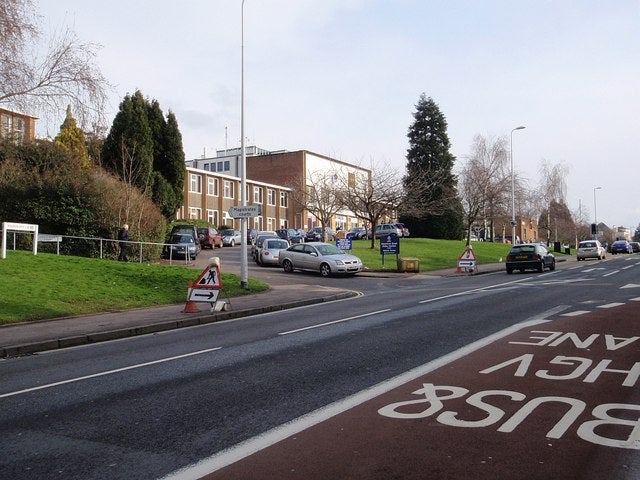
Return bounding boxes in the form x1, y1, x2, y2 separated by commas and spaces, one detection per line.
0, 0, 108, 128
535, 160, 571, 244
336, 161, 405, 249
288, 169, 345, 242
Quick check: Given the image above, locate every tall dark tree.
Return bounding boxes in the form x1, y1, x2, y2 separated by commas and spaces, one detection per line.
101, 90, 185, 218
402, 94, 464, 239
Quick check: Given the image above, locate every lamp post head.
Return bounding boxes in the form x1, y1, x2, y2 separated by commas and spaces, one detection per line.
513, 125, 526, 132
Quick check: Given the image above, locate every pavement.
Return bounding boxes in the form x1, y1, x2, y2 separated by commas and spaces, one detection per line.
0, 257, 569, 359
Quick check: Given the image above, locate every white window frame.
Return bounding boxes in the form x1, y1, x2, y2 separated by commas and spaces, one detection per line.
190, 174, 202, 193
267, 189, 276, 206
207, 177, 219, 196
223, 180, 235, 199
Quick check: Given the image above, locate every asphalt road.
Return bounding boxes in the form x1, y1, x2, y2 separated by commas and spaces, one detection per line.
1, 252, 639, 479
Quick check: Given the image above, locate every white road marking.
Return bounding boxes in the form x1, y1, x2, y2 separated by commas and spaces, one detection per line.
278, 309, 391, 335
0, 347, 222, 399
561, 310, 591, 317
603, 270, 620, 277
597, 302, 625, 309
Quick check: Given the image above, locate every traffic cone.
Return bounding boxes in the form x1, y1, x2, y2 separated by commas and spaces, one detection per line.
182, 281, 200, 313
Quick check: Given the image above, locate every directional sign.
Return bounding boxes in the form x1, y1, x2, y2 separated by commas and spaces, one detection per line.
188, 288, 220, 303
228, 204, 262, 218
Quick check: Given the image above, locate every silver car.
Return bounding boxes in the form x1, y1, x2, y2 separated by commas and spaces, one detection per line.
256, 238, 290, 266
576, 240, 605, 261
220, 229, 242, 247
279, 241, 363, 276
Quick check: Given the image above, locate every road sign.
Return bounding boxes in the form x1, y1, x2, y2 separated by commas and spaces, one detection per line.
228, 204, 261, 218
193, 264, 222, 288
380, 233, 400, 255
188, 288, 220, 303
336, 238, 352, 251
457, 246, 477, 272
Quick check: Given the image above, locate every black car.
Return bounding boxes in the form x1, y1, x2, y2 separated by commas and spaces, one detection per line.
169, 224, 201, 256
506, 243, 555, 274
162, 233, 198, 260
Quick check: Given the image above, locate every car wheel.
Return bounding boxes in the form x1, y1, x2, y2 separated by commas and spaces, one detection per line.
320, 263, 331, 277
537, 261, 544, 273
506, 268, 513, 274
230, 239, 235, 247
549, 260, 556, 271
283, 259, 294, 273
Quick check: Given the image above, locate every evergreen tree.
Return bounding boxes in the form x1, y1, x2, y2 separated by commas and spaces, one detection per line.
54, 105, 89, 169
101, 90, 185, 218
402, 94, 464, 239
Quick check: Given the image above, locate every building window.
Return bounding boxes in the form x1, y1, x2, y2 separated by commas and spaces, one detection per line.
280, 191, 288, 208
267, 189, 276, 206
348, 172, 356, 189
267, 217, 276, 231
207, 177, 218, 196
217, 161, 224, 171
223, 180, 234, 199
190, 174, 202, 193
224, 160, 230, 171
188, 207, 202, 219
253, 186, 263, 204
1, 114, 11, 140
206, 209, 219, 226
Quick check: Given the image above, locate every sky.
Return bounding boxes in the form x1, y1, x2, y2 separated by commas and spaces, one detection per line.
36, 0, 639, 230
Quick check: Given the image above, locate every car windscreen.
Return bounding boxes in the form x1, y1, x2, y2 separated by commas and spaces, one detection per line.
266, 240, 289, 249
510, 246, 535, 254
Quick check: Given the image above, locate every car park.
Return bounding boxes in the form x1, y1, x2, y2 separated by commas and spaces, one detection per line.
576, 240, 605, 261
162, 233, 198, 260
251, 233, 278, 259
630, 241, 640, 253
506, 243, 555, 274
197, 227, 222, 249
279, 241, 363, 276
256, 237, 290, 266
276, 228, 304, 244
305, 227, 333, 242
220, 229, 242, 247
610, 240, 633, 254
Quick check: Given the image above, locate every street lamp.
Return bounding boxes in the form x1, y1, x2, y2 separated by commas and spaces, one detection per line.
239, 0, 248, 289
593, 186, 601, 236
510, 126, 526, 245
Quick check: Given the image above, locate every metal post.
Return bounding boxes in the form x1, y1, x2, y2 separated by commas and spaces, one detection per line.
240, 0, 248, 289
510, 126, 525, 245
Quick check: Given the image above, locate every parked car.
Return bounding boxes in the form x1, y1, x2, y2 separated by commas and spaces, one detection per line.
256, 238, 290, 266
506, 243, 556, 274
610, 240, 633, 254
276, 228, 304, 243
162, 233, 198, 260
395, 223, 410, 237
169, 224, 201, 256
346, 227, 367, 240
247, 228, 258, 244
220, 229, 242, 247
197, 227, 222, 249
374, 223, 402, 239
305, 227, 333, 242
630, 241, 640, 253
251, 233, 278, 259
279, 241, 363, 276
576, 240, 605, 261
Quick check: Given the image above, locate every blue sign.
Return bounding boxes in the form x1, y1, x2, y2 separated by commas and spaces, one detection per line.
336, 238, 352, 251
380, 233, 399, 255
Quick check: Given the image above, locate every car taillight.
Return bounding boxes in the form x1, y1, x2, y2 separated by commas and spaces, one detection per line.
264, 251, 270, 256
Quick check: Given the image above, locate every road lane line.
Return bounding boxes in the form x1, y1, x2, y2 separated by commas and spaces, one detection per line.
561, 310, 591, 317
418, 277, 533, 305
598, 302, 625, 309
603, 270, 619, 277
278, 309, 391, 335
0, 347, 222, 399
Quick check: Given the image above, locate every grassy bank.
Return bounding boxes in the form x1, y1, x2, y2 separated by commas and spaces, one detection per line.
0, 251, 268, 324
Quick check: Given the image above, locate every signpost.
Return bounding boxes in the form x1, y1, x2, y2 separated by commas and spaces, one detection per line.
183, 258, 226, 313
380, 233, 400, 266
457, 245, 477, 273
228, 204, 261, 218
2, 222, 39, 259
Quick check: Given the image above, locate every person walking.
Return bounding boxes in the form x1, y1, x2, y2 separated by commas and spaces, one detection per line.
118, 224, 130, 261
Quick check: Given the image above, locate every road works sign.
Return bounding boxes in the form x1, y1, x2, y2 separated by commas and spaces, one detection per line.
457, 246, 477, 273
228, 205, 261, 218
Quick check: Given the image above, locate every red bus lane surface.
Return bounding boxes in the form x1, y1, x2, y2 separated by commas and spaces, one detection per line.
194, 301, 640, 480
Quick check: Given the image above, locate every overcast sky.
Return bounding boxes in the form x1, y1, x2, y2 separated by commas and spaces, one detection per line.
37, 0, 639, 230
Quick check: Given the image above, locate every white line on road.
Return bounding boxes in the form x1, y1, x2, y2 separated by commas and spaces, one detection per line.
418, 277, 533, 305
0, 347, 222, 399
597, 302, 625, 309
603, 270, 620, 277
561, 310, 591, 317
278, 309, 391, 335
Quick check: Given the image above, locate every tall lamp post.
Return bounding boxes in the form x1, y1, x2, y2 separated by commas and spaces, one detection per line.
239, 0, 248, 289
593, 186, 601, 238
510, 126, 526, 245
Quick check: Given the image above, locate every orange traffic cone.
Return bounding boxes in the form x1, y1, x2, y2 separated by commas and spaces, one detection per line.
182, 281, 200, 313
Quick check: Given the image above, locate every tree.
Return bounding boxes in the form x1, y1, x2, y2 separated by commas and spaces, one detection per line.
337, 161, 405, 249
403, 94, 464, 239
101, 91, 185, 219
0, 0, 108, 128
459, 134, 510, 243
535, 161, 572, 244
54, 105, 89, 169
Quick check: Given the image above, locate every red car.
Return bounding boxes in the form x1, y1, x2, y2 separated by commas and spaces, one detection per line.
197, 227, 222, 249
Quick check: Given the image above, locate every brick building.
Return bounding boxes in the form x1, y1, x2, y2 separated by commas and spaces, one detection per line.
0, 108, 37, 143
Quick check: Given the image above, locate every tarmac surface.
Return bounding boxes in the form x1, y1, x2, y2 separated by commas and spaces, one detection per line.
0, 257, 556, 358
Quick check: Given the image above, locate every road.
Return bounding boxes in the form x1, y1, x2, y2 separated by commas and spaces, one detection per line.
1, 251, 639, 479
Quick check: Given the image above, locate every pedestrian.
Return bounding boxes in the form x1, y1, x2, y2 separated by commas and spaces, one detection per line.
118, 224, 129, 261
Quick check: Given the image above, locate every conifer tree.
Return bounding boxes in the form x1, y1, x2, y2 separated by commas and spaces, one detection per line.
55, 105, 89, 168
402, 94, 464, 239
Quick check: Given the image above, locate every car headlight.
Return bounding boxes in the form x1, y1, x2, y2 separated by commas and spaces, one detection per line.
334, 260, 345, 265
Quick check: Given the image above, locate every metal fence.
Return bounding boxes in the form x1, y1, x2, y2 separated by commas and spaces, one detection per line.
1, 230, 193, 265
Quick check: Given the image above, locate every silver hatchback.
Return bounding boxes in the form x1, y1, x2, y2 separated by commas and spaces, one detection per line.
279, 242, 363, 276
577, 240, 605, 261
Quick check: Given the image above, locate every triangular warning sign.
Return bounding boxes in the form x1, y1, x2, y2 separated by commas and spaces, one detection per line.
193, 264, 222, 288
458, 247, 476, 261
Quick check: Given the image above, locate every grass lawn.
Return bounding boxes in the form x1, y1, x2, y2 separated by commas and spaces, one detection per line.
0, 251, 268, 325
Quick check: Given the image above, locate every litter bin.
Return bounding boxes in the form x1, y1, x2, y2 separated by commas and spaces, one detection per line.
398, 257, 420, 273
564, 247, 571, 255
553, 241, 561, 253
